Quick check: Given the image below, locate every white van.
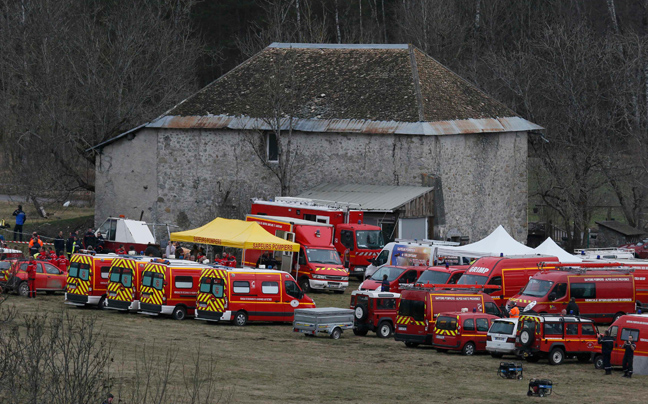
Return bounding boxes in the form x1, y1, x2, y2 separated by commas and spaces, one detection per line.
364, 239, 467, 280
486, 318, 520, 358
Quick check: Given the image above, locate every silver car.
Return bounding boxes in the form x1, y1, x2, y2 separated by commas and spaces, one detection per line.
486, 318, 519, 358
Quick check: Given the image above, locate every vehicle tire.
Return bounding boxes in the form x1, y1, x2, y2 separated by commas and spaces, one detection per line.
330, 327, 342, 340
577, 354, 590, 363
97, 296, 106, 310
333, 290, 344, 294
490, 353, 504, 359
462, 342, 476, 356
172, 306, 187, 321
18, 281, 29, 297
548, 347, 565, 365
233, 311, 248, 327
354, 304, 369, 321
9, 276, 21, 291
593, 354, 604, 369
45, 291, 55, 295
353, 328, 369, 336
525, 355, 540, 363
298, 277, 311, 293
520, 330, 534, 347
614, 312, 625, 322
377, 321, 393, 338
404, 342, 419, 348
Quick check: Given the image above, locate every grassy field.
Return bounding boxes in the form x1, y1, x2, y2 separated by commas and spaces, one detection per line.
2, 279, 647, 403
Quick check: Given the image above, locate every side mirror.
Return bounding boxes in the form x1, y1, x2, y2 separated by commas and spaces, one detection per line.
299, 291, 304, 299
548, 293, 556, 301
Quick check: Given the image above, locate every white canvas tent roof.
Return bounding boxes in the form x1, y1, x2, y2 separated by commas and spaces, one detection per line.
533, 237, 582, 263
436, 225, 537, 257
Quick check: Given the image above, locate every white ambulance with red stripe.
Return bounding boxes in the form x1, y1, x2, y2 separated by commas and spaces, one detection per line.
245, 215, 349, 293
195, 267, 315, 326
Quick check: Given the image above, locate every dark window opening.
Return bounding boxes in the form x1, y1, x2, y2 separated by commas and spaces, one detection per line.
266, 132, 278, 162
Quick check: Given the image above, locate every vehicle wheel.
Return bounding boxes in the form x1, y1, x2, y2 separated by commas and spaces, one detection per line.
172, 306, 187, 321
298, 277, 311, 293
233, 311, 248, 327
490, 353, 504, 359
520, 330, 534, 347
614, 312, 625, 322
97, 296, 106, 310
404, 342, 419, 348
548, 347, 565, 365
354, 304, 369, 321
577, 354, 590, 363
593, 354, 604, 369
377, 321, 393, 338
333, 290, 344, 294
45, 291, 55, 295
525, 355, 540, 363
462, 342, 476, 356
353, 328, 369, 336
330, 327, 342, 340
18, 282, 30, 297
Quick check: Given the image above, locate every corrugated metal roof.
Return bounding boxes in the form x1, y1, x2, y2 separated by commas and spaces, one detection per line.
296, 184, 434, 211
596, 221, 645, 236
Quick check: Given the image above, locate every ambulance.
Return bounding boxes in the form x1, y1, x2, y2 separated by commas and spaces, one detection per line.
138, 260, 211, 320
245, 215, 349, 293
64, 252, 118, 307
105, 256, 159, 312
592, 314, 648, 374
195, 267, 315, 326
394, 288, 502, 347
251, 197, 385, 277
509, 268, 636, 323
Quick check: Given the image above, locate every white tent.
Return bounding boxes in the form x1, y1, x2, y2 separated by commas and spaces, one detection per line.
436, 225, 537, 258
533, 237, 582, 263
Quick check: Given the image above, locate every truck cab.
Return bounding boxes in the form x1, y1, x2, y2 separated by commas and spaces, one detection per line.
334, 223, 384, 279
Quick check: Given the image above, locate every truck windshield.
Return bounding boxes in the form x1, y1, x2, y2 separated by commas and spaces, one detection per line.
355, 230, 385, 250
398, 299, 425, 321
370, 266, 405, 282
142, 271, 164, 290
521, 279, 554, 298
306, 248, 341, 265
68, 262, 90, 281
457, 274, 487, 286
416, 270, 450, 285
0, 262, 11, 271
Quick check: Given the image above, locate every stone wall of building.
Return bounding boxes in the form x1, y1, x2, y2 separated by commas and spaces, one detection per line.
95, 128, 528, 242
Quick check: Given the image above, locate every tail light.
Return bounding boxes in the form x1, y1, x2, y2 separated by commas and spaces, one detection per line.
506, 337, 516, 343
487, 335, 492, 341
224, 297, 228, 309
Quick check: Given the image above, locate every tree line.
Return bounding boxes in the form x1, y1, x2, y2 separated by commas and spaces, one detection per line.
2, 0, 647, 249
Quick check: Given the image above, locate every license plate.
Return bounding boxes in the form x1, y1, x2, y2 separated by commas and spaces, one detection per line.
436, 335, 445, 340
496, 337, 505, 341
354, 268, 363, 272
142, 293, 150, 299
108, 291, 116, 297
327, 282, 339, 288
398, 326, 406, 331
68, 284, 77, 289
198, 302, 207, 308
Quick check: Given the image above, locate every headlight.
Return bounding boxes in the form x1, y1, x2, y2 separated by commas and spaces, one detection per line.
341, 277, 349, 281
313, 275, 326, 280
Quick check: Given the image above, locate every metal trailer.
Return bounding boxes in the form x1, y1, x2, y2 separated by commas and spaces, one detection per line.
293, 307, 355, 339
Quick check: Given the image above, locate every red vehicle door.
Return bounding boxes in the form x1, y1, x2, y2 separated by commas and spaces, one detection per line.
42, 262, 66, 290
256, 273, 285, 321
474, 317, 491, 351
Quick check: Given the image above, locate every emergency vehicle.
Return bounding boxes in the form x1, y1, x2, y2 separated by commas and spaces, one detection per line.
455, 255, 561, 307
195, 267, 315, 325
365, 239, 466, 280
516, 314, 599, 365
138, 260, 210, 320
592, 314, 648, 374
0, 247, 23, 259
105, 256, 158, 312
95, 216, 157, 253
358, 265, 429, 294
432, 311, 500, 355
394, 288, 502, 347
349, 290, 400, 338
415, 265, 468, 286
1, 259, 67, 296
64, 253, 117, 307
245, 215, 349, 293
509, 268, 636, 323
251, 197, 385, 277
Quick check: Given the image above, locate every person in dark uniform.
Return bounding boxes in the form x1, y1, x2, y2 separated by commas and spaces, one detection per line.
26, 259, 37, 298
598, 329, 615, 375
566, 297, 580, 316
381, 274, 390, 292
622, 335, 637, 378
54, 231, 65, 256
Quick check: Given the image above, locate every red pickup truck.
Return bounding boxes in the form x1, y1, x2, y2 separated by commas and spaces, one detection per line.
1, 259, 68, 296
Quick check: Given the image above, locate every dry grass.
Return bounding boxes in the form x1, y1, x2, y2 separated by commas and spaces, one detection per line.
0, 200, 94, 224
2, 281, 647, 403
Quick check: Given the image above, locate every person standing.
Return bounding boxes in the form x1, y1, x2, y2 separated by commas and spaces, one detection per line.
598, 329, 615, 375
165, 240, 176, 258
54, 231, 65, 256
566, 297, 580, 316
622, 335, 637, 378
12, 205, 26, 242
29, 233, 43, 257
509, 301, 520, 318
83, 228, 96, 249
66, 232, 76, 259
26, 259, 37, 298
381, 274, 390, 292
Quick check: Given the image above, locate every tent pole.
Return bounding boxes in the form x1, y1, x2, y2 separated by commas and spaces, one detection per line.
241, 248, 245, 268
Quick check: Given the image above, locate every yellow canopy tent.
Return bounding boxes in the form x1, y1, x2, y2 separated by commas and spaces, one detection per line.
170, 217, 299, 252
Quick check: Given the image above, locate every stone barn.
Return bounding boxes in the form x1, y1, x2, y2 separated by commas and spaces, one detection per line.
93, 43, 541, 242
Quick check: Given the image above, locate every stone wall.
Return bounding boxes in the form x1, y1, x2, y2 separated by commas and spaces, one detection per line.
95, 128, 528, 242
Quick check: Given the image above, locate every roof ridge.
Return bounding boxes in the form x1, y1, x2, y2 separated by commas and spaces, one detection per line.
411, 46, 519, 119
408, 45, 425, 122
269, 42, 408, 50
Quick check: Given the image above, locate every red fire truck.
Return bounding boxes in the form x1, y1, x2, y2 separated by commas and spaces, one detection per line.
245, 215, 349, 293
251, 198, 385, 278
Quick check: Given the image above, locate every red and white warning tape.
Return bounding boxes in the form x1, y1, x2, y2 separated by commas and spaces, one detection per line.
6, 240, 54, 246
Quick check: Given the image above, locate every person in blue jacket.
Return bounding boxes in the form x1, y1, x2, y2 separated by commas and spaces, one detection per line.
12, 205, 26, 242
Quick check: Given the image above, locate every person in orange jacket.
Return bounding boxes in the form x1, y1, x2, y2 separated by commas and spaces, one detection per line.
509, 301, 520, 318
28, 233, 43, 257
26, 259, 37, 298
